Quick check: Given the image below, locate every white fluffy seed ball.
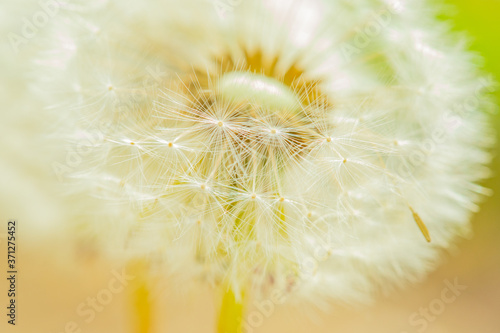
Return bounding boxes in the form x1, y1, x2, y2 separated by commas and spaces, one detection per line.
29, 0, 495, 304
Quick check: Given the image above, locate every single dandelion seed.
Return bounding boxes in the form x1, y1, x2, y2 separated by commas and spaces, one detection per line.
409, 206, 432, 243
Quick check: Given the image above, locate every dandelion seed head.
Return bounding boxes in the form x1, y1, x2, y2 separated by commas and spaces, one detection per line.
32, 0, 496, 304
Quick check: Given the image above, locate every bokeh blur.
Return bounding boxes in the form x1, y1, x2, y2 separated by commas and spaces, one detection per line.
0, 1, 499, 332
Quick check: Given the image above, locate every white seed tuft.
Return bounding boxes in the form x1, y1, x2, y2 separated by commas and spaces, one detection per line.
26, 0, 495, 305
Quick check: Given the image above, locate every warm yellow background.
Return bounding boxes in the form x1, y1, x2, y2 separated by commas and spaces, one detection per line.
1, 1, 499, 333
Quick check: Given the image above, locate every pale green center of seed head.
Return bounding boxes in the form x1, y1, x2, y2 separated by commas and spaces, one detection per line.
218, 71, 300, 111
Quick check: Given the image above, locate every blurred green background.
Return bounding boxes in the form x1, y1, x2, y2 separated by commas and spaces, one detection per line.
445, 0, 500, 182
443, 0, 500, 244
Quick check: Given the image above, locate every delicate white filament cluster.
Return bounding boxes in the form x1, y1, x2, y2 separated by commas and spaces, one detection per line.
32, 0, 494, 303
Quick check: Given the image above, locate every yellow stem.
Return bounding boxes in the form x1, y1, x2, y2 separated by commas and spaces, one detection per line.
128, 260, 152, 333
217, 286, 245, 333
